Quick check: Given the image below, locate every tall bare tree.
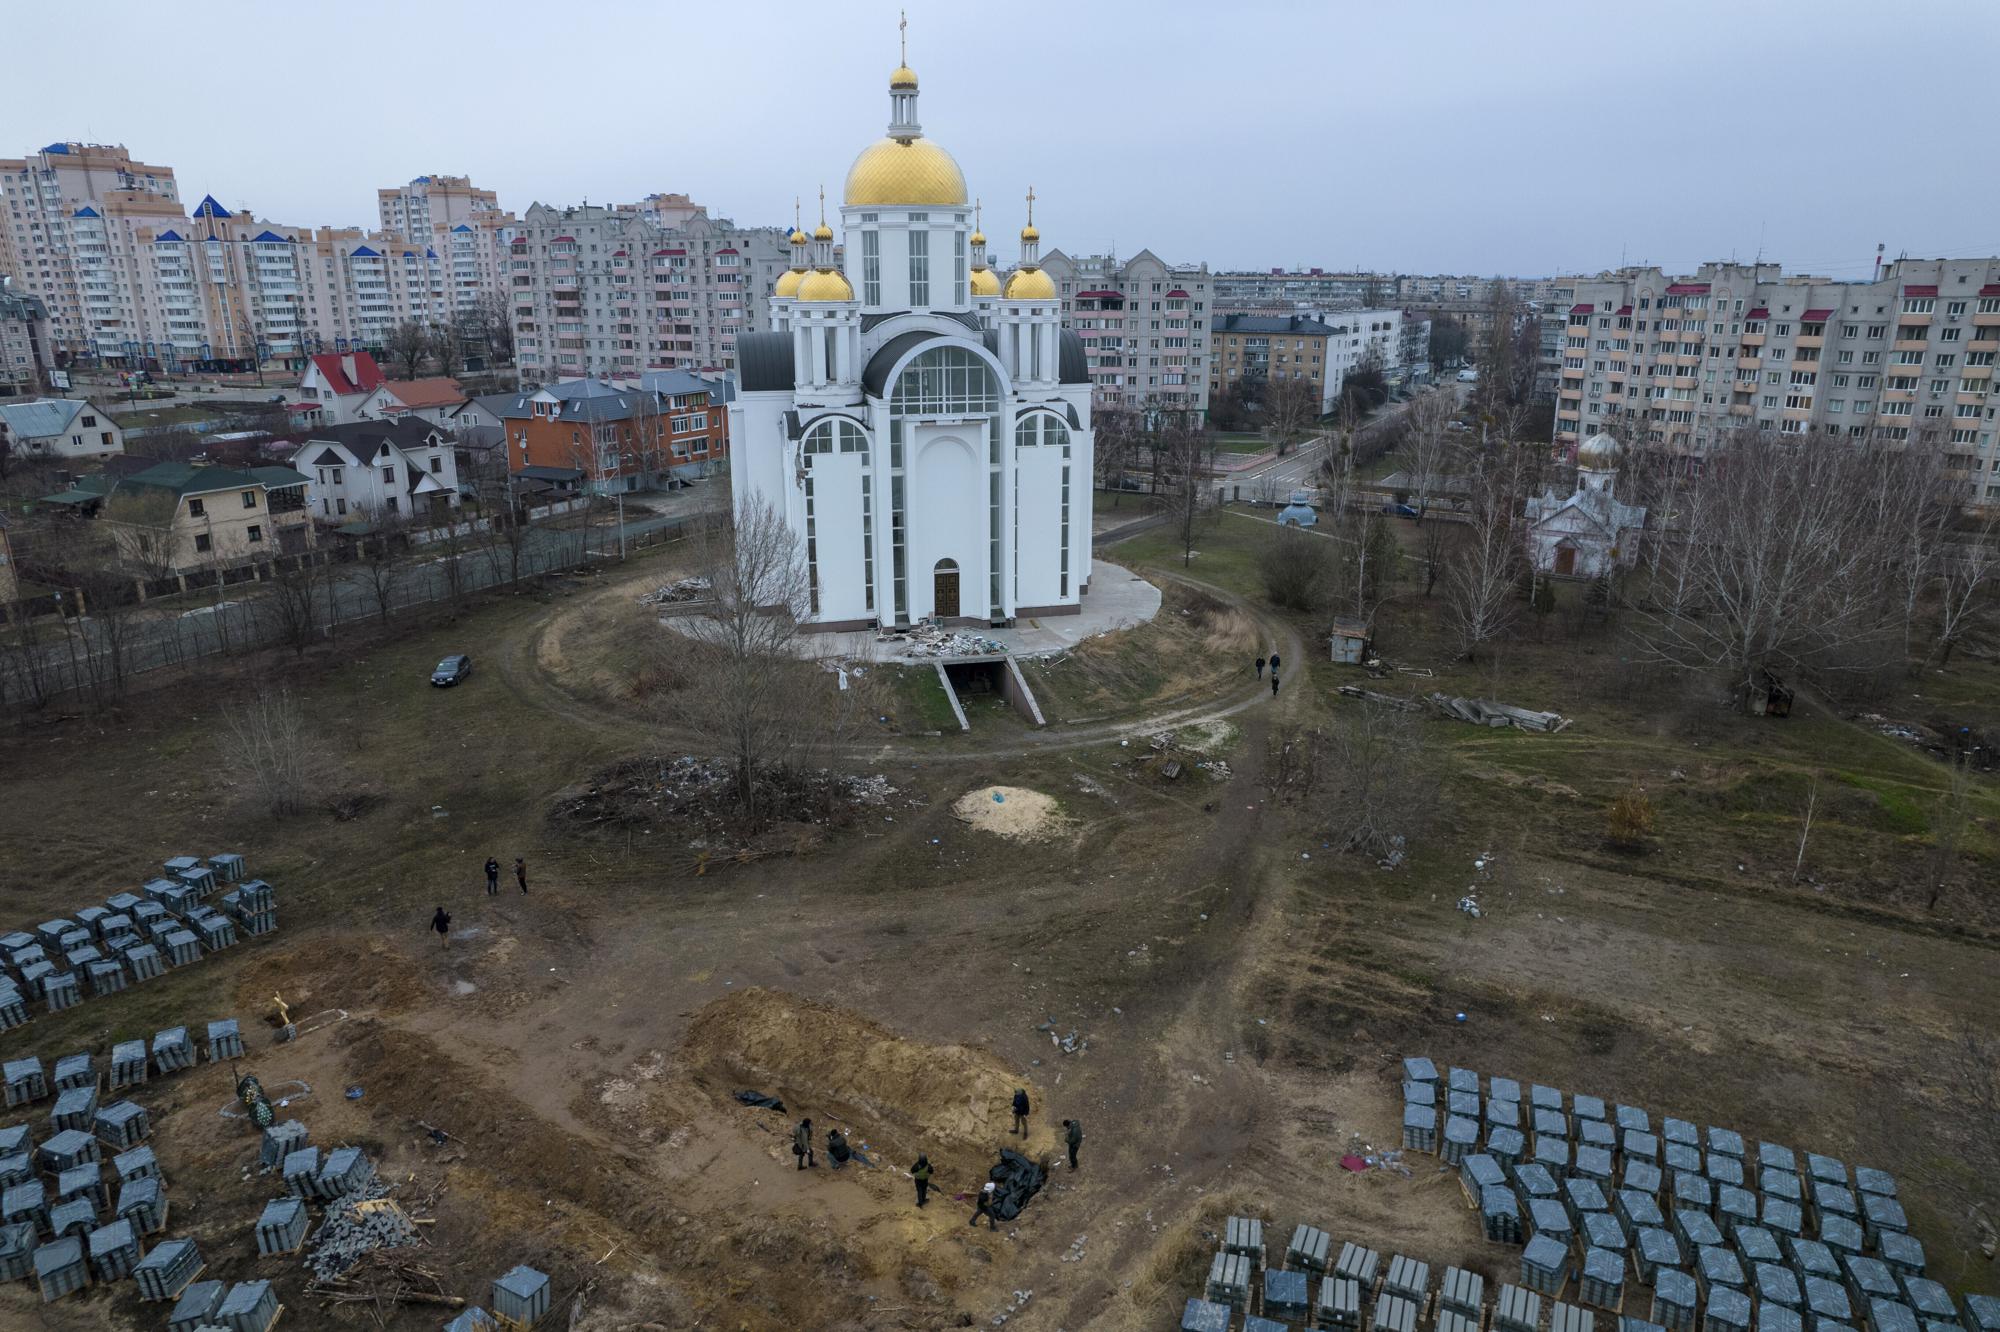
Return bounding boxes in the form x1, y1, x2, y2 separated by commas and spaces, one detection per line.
1263, 375, 1322, 457
1444, 445, 1528, 660
1093, 406, 1138, 503
426, 322, 464, 378
1157, 423, 1218, 566
258, 555, 325, 657
385, 320, 429, 380
1398, 387, 1461, 595
101, 490, 184, 585
1930, 509, 1999, 665
218, 686, 316, 816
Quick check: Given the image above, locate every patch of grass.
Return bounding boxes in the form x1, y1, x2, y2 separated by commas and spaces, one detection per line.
1112, 507, 1271, 601
896, 666, 963, 733
1836, 772, 1931, 836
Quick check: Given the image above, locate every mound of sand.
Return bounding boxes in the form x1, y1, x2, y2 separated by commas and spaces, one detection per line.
950, 785, 1067, 840
680, 988, 1033, 1155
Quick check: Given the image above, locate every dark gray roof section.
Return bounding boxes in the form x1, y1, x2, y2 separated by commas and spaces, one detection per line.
983, 330, 1001, 361
738, 333, 794, 392
862, 330, 944, 399
1059, 329, 1088, 383
1214, 314, 1339, 337
304, 419, 439, 455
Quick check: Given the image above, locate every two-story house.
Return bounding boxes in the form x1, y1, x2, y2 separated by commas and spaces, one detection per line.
89, 461, 313, 574
353, 377, 467, 428
288, 351, 386, 427
0, 398, 125, 458
291, 420, 460, 524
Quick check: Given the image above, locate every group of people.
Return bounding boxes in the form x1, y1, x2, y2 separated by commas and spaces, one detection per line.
789, 1087, 1086, 1227
429, 855, 532, 947
1255, 650, 1282, 696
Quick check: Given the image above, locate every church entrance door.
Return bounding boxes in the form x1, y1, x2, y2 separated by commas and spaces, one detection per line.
933, 559, 960, 618
1553, 543, 1577, 577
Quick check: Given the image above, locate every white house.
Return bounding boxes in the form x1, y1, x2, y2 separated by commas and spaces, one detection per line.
353, 377, 467, 428
288, 351, 386, 427
1524, 431, 1646, 578
729, 56, 1094, 630
0, 398, 124, 458
291, 419, 460, 524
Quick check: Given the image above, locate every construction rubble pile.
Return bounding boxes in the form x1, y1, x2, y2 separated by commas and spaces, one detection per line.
881, 624, 1009, 658
1427, 694, 1571, 733
304, 1188, 417, 1281
638, 576, 712, 606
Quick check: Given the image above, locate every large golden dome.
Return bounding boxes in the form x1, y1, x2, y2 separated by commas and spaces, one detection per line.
1004, 267, 1055, 301
798, 268, 856, 302
774, 268, 804, 298
970, 267, 1001, 298
844, 138, 967, 207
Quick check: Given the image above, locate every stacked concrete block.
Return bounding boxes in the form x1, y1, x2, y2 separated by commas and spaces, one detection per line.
163, 931, 202, 968
132, 900, 169, 929
1531, 1198, 1575, 1247
1522, 1233, 1571, 1295
1709, 1155, 1747, 1190
1763, 1198, 1803, 1243
49, 1195, 96, 1237
1485, 1184, 1525, 1243
1225, 1215, 1264, 1261
125, 945, 165, 983
1635, 1228, 1682, 1283
1789, 1239, 1842, 1281
1441, 1266, 1485, 1318
1267, 1269, 1312, 1321
1665, 1142, 1704, 1182
1854, 1168, 1895, 1200
3, 1057, 46, 1108
1625, 1131, 1660, 1165
1450, 1089, 1483, 1121
1404, 1056, 1440, 1085
0, 1219, 35, 1280
88, 1217, 141, 1280
260, 1121, 307, 1170
163, 855, 202, 877
1862, 1194, 1909, 1245
1490, 1100, 1524, 1133
1619, 1189, 1666, 1232
216, 1278, 281, 1331
177, 866, 218, 898
50, 1085, 97, 1132
85, 959, 127, 996
282, 1147, 321, 1199
1491, 1077, 1522, 1107
1337, 1241, 1382, 1288
1582, 1119, 1619, 1152
1583, 1211, 1626, 1255
1814, 1183, 1861, 1226
171, 1278, 228, 1330
1444, 1115, 1480, 1164
1463, 1153, 1506, 1201
1823, 1216, 1867, 1257
1707, 1128, 1745, 1161
117, 1176, 166, 1235
1576, 1147, 1615, 1188
33, 1233, 88, 1301
1879, 1233, 1925, 1279
1439, 1312, 1483, 1332
1847, 1258, 1902, 1311
1763, 1307, 1807, 1332
1489, 1126, 1527, 1170
1580, 1248, 1624, 1310
3, 1179, 47, 1231
1205, 1252, 1251, 1308
0, 984, 27, 1030
1375, 1294, 1419, 1332
1557, 1303, 1601, 1332
1625, 1161, 1664, 1198
1498, 1284, 1544, 1332
1404, 1104, 1439, 1153
1806, 1276, 1856, 1327
1735, 1226, 1783, 1268
447, 1312, 503, 1332
1961, 1295, 2000, 1332
205, 1019, 244, 1062
56, 1161, 107, 1211
195, 916, 237, 953
35, 920, 76, 950
1536, 1108, 1571, 1142
1806, 1153, 1846, 1185
1385, 1254, 1431, 1305
17, 963, 55, 1002
1288, 1222, 1331, 1273
62, 944, 101, 973
0, 1124, 26, 1158
256, 1196, 308, 1255
1675, 1208, 1723, 1251
134, 1237, 204, 1301
1319, 1276, 1363, 1328
1764, 1170, 1803, 1205
0, 1151, 29, 1190
114, 1144, 160, 1186
0, 930, 34, 955
1532, 1084, 1563, 1115
1652, 1271, 1699, 1332
209, 853, 246, 883
109, 1042, 149, 1090
39, 1129, 98, 1172
1698, 1244, 1748, 1299
1718, 1185, 1759, 1235
1673, 1174, 1715, 1216
93, 1100, 149, 1149
1871, 1303, 1922, 1332
1902, 1281, 1955, 1324
1707, 1288, 1754, 1332
152, 1027, 195, 1073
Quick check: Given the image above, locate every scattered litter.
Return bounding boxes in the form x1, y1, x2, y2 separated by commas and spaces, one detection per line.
882, 624, 1009, 658
344, 1086, 364, 1100
1340, 1154, 1370, 1172
638, 576, 712, 606
732, 1090, 786, 1112
1378, 835, 1407, 871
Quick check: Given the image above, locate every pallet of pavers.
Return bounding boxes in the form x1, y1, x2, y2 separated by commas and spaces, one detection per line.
35, 1232, 89, 1301
256, 1196, 309, 1256
215, 1277, 283, 1332
134, 1236, 205, 1301
1287, 1222, 1331, 1274
1317, 1274, 1363, 1328
491, 1264, 551, 1329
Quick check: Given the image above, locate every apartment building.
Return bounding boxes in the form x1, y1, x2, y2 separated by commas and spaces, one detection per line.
377, 174, 516, 329
1550, 258, 2000, 501
507, 201, 787, 380
1215, 269, 1392, 311
1210, 314, 1339, 413
485, 374, 728, 493
0, 276, 51, 394
1036, 248, 1211, 426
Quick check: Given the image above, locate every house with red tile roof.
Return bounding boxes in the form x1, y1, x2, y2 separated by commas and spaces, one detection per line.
355, 377, 467, 427
290, 351, 385, 427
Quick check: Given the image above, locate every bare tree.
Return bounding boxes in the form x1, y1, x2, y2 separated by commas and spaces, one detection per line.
426, 322, 464, 379
1793, 774, 1819, 882
1398, 387, 1461, 595
218, 686, 316, 816
1930, 509, 1999, 665
1257, 523, 1337, 612
1263, 375, 1321, 457
1315, 704, 1438, 858
101, 490, 184, 585
356, 516, 408, 622
1444, 447, 1527, 660
1157, 423, 1218, 566
232, 308, 266, 387
385, 320, 429, 380
1093, 406, 1138, 503
258, 555, 324, 657
464, 290, 516, 363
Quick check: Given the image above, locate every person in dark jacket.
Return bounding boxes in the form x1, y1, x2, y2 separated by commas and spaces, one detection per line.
911, 1154, 933, 1207
1011, 1088, 1030, 1136
1271, 671, 1281, 697
826, 1128, 853, 1169
484, 858, 500, 895
1063, 1118, 1084, 1170
968, 1180, 998, 1229
1255, 654, 1266, 679
1268, 651, 1281, 675
514, 857, 529, 894
793, 1118, 815, 1169
430, 907, 451, 948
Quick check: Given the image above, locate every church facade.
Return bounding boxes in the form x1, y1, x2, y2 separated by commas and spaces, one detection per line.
728, 57, 1094, 631
1524, 431, 1647, 579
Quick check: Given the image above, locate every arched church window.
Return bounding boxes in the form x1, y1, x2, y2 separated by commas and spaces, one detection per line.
889, 345, 998, 416
802, 418, 868, 456
1013, 413, 1070, 450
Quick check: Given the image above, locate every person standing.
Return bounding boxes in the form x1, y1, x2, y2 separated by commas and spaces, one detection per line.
1271, 671, 1281, 697
911, 1154, 933, 1207
430, 906, 451, 948
968, 1180, 998, 1229
1011, 1087, 1031, 1137
793, 1118, 815, 1169
1268, 651, 1281, 676
1255, 653, 1266, 680
514, 857, 529, 895
1063, 1118, 1084, 1170
484, 858, 500, 896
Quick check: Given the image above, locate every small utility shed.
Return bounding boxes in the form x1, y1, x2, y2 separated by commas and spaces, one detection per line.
1328, 616, 1373, 665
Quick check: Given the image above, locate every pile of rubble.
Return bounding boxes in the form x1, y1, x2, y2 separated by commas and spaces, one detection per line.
883, 625, 1008, 658
554, 756, 905, 832
304, 1189, 417, 1281
638, 576, 712, 606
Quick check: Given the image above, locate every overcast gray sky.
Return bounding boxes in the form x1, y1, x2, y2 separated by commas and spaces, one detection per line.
10, 0, 1998, 279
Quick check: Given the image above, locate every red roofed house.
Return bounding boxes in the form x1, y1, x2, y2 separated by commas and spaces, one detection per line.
355, 377, 468, 428
291, 351, 386, 427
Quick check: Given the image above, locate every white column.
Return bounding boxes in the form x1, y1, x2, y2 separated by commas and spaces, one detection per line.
835, 320, 854, 384
794, 324, 810, 385
810, 317, 827, 386
1038, 323, 1056, 384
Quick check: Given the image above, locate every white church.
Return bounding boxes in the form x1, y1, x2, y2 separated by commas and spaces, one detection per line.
728, 49, 1094, 631
1524, 431, 1647, 578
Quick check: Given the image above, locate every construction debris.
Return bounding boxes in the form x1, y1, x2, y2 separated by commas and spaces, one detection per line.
881, 624, 1008, 658
1427, 694, 1571, 733
1339, 685, 1423, 711
638, 576, 712, 606
303, 1180, 414, 1280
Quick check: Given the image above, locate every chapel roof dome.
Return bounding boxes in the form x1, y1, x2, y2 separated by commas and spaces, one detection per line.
1578, 431, 1621, 467
844, 138, 968, 207
1004, 267, 1056, 301
798, 268, 856, 303
970, 267, 1001, 297
774, 269, 804, 298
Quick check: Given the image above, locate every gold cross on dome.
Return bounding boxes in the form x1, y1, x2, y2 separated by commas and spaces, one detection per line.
1025, 186, 1035, 225
900, 10, 907, 64
817, 185, 826, 226
975, 199, 983, 231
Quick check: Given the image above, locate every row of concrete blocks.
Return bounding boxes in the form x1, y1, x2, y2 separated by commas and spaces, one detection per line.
0, 853, 244, 969
0, 920, 242, 1025
170, 1276, 280, 1331
2, 1169, 167, 1242
3, 1022, 236, 1111
0, 1130, 156, 1186
281, 1144, 375, 1202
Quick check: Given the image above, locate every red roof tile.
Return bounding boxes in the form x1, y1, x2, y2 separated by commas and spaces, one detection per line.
1569, 303, 1593, 315
1746, 308, 1770, 320
308, 351, 384, 397
1801, 308, 1835, 321
1903, 285, 1938, 297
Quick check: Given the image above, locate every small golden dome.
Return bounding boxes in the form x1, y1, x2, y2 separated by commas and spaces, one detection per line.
890, 64, 919, 90
969, 230, 986, 247
798, 268, 856, 302
1004, 267, 1055, 300
1020, 224, 1040, 243
788, 228, 809, 246
970, 267, 1001, 298
813, 222, 834, 241
844, 137, 967, 206
774, 269, 804, 299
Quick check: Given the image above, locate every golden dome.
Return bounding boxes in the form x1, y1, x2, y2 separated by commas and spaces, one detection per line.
774, 269, 804, 298
1004, 267, 1055, 300
1020, 224, 1040, 243
969, 230, 986, 247
798, 268, 856, 302
890, 64, 919, 90
970, 267, 1001, 298
813, 222, 834, 241
844, 137, 967, 206
788, 228, 809, 246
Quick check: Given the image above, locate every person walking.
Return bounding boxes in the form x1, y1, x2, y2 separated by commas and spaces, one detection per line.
1268, 651, 1281, 676
484, 858, 500, 896
1255, 653, 1266, 680
793, 1118, 815, 1169
911, 1154, 933, 1207
1011, 1088, 1031, 1137
826, 1128, 853, 1170
968, 1180, 998, 1229
1271, 671, 1281, 697
514, 857, 529, 895
430, 906, 451, 948
1063, 1118, 1084, 1170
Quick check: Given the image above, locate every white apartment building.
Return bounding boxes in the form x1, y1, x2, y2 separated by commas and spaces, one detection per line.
1036, 248, 1211, 426
1551, 258, 2000, 502
507, 201, 788, 379
377, 174, 516, 329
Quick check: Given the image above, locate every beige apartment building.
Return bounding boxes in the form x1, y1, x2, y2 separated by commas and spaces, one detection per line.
508, 200, 788, 378
1036, 248, 1211, 426
1210, 314, 1339, 413
1551, 258, 2000, 502
377, 174, 517, 329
